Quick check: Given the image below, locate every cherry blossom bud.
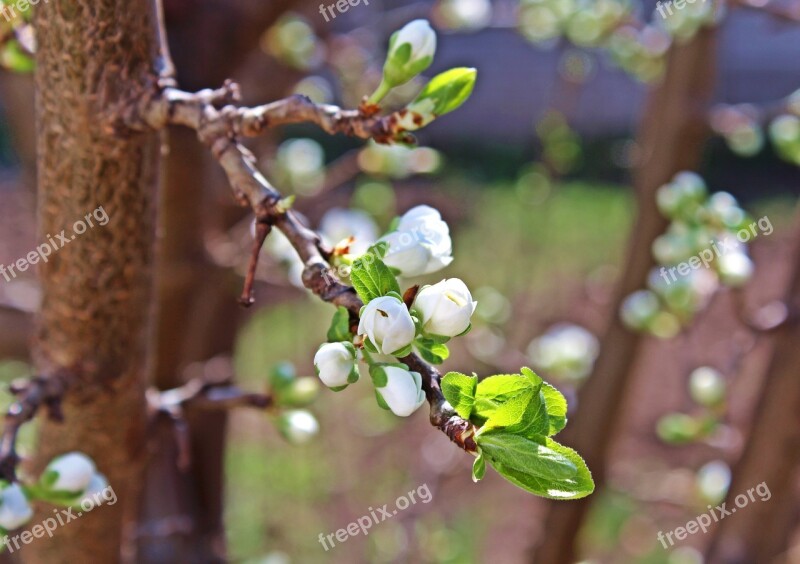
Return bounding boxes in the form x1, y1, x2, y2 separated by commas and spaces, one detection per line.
0, 484, 32, 530
358, 296, 416, 355
277, 410, 319, 445
314, 342, 358, 390
372, 366, 426, 417
380, 206, 453, 277
383, 20, 436, 88
46, 452, 96, 494
414, 278, 477, 337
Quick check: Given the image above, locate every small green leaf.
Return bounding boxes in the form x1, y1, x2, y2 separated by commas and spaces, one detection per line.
350, 255, 401, 303
40, 469, 59, 489
327, 306, 352, 342
369, 365, 388, 388
375, 389, 391, 410
415, 337, 450, 364
472, 453, 486, 482
487, 438, 594, 500
477, 433, 577, 481
441, 372, 477, 419
541, 383, 568, 436
413, 67, 477, 117
367, 241, 389, 259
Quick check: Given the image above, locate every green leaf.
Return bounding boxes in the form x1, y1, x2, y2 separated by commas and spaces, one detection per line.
541, 383, 568, 436
40, 469, 59, 489
415, 337, 450, 364
478, 386, 549, 438
327, 306, 352, 342
369, 365, 388, 388
473, 374, 537, 422
477, 433, 577, 481
472, 453, 486, 482
520, 367, 543, 387
375, 389, 391, 410
487, 438, 594, 500
350, 255, 401, 303
413, 67, 477, 117
441, 372, 477, 419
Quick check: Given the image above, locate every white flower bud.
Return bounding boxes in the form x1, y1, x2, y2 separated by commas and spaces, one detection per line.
46, 452, 96, 493
374, 366, 426, 417
358, 296, 416, 355
717, 252, 753, 287
278, 410, 319, 445
0, 484, 32, 530
414, 278, 477, 337
379, 205, 453, 277
74, 474, 109, 509
689, 366, 726, 407
314, 342, 358, 389
319, 208, 378, 255
383, 20, 437, 87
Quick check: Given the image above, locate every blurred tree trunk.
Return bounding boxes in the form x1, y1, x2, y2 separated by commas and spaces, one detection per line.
0, 72, 37, 363
26, 1, 161, 562
532, 28, 718, 564
137, 1, 306, 561
0, 71, 36, 186
705, 218, 800, 563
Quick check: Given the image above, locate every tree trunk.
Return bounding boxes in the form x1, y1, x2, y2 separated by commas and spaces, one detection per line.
705, 219, 800, 563
27, 1, 162, 562
532, 28, 718, 564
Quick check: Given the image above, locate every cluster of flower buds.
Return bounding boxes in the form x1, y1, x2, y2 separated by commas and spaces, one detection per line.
657, 366, 727, 445
314, 205, 478, 417
621, 172, 761, 338
517, 0, 629, 48
0, 452, 110, 533
709, 104, 765, 158
606, 25, 670, 83
367, 20, 477, 136
516, 0, 672, 82
267, 362, 322, 445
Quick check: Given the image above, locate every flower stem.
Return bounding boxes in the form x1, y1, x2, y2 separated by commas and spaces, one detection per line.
367, 78, 392, 105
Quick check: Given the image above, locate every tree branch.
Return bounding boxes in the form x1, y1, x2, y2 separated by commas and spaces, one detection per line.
0, 372, 70, 482
129, 84, 477, 453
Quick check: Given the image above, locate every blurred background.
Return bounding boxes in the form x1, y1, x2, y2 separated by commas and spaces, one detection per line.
2, 0, 800, 562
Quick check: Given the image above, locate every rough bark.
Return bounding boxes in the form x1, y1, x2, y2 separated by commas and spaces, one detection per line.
26, 1, 162, 562
532, 28, 718, 564
705, 219, 800, 564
